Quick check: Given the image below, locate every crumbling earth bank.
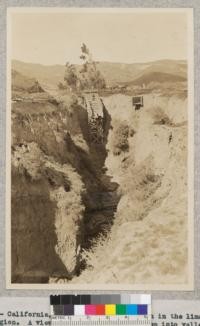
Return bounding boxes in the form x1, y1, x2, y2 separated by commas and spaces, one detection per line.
11, 91, 114, 282
11, 91, 188, 285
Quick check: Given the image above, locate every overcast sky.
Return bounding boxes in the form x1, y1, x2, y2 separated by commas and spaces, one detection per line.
10, 9, 189, 65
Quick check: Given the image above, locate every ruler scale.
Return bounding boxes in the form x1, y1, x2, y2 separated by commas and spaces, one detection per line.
51, 316, 151, 325
50, 295, 151, 326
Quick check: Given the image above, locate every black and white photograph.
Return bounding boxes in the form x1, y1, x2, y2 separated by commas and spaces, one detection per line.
7, 8, 194, 289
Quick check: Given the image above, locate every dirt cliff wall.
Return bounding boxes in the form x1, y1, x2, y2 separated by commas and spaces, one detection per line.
11, 93, 111, 282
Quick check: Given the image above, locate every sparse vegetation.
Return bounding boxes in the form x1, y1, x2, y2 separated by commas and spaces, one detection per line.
64, 63, 78, 90
58, 82, 68, 90
12, 70, 44, 93
112, 122, 130, 155
152, 106, 173, 125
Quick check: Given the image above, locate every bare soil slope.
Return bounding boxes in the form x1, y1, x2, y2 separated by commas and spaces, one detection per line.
69, 93, 188, 285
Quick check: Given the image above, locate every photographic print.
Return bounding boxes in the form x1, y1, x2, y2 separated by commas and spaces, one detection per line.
6, 8, 194, 289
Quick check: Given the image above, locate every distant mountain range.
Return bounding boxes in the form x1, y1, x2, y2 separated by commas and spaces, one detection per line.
123, 71, 186, 87
95, 60, 187, 86
12, 59, 187, 89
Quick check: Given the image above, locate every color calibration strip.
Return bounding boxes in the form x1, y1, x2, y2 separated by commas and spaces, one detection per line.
52, 303, 148, 316
50, 295, 151, 325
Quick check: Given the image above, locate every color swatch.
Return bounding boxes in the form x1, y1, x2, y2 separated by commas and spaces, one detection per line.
50, 295, 151, 316
52, 303, 148, 316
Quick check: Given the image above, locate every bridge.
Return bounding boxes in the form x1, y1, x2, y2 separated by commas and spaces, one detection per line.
83, 91, 104, 144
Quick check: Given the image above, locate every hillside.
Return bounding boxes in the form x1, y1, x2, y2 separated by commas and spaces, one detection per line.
12, 69, 44, 93
96, 60, 187, 86
124, 71, 186, 87
12, 59, 187, 89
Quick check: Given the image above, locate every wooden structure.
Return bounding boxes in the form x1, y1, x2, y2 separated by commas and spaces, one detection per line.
83, 91, 104, 144
132, 96, 144, 110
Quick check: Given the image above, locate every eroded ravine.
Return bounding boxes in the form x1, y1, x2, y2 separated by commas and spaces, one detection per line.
63, 93, 188, 285
47, 94, 122, 282
12, 90, 188, 285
